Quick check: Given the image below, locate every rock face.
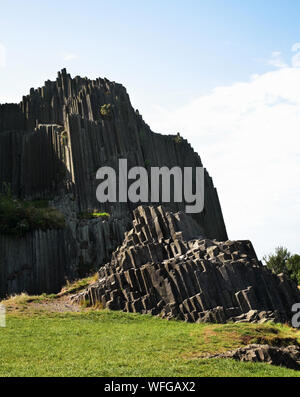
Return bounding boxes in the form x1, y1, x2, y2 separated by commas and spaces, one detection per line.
0, 228, 76, 297
0, 69, 227, 240
72, 205, 300, 324
0, 214, 129, 298
209, 344, 300, 370
0, 69, 227, 296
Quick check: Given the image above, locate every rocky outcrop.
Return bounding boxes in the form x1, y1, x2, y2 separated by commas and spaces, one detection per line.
0, 69, 228, 296
0, 69, 227, 241
72, 205, 300, 324
208, 344, 300, 370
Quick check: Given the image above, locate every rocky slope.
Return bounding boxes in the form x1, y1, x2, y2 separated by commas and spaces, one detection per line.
72, 205, 300, 324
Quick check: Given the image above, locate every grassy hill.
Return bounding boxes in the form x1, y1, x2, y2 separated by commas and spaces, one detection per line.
1, 283, 300, 377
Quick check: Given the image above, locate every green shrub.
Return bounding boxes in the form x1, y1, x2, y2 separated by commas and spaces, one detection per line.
30, 199, 49, 209
100, 104, 112, 118
263, 246, 300, 284
0, 192, 65, 237
78, 209, 110, 221
174, 132, 182, 144
263, 246, 290, 274
286, 254, 300, 284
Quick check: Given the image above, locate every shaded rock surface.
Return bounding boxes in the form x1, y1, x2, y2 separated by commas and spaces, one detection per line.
209, 344, 300, 370
72, 205, 300, 324
0, 227, 76, 297
0, 69, 227, 296
0, 214, 128, 298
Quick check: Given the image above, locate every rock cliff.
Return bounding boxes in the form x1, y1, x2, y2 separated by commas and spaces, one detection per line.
0, 69, 227, 296
0, 68, 227, 240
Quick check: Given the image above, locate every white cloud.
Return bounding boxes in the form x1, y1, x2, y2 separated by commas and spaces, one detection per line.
292, 54, 300, 67
291, 42, 300, 68
143, 66, 300, 259
291, 42, 300, 52
62, 53, 78, 61
268, 51, 287, 68
0, 43, 7, 68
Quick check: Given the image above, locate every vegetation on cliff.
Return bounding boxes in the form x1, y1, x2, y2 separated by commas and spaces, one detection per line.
100, 103, 113, 118
78, 209, 110, 221
0, 187, 65, 237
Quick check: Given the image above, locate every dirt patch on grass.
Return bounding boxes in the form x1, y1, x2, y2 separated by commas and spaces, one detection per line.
30, 297, 81, 313
0, 275, 100, 314
2, 294, 81, 314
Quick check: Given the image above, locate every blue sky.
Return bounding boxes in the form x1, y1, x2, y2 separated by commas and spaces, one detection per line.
0, 0, 300, 258
1, 0, 300, 108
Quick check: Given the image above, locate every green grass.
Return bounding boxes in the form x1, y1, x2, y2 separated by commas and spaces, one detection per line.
58, 275, 99, 297
1, 310, 300, 377
78, 210, 110, 220
1, 276, 99, 312
93, 212, 110, 218
2, 293, 57, 306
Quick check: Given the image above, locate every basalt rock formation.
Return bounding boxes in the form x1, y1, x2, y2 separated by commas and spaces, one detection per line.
72, 205, 300, 324
0, 69, 227, 297
0, 68, 226, 239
